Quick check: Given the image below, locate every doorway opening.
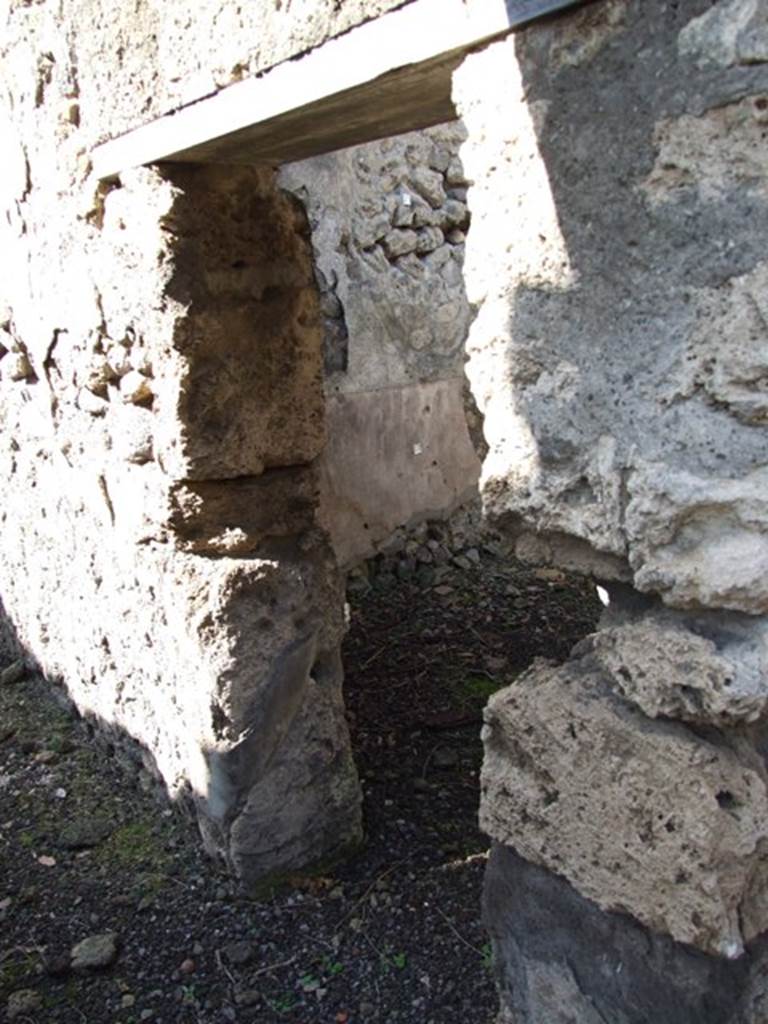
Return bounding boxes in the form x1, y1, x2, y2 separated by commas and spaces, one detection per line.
335, 507, 600, 1019
278, 121, 602, 1019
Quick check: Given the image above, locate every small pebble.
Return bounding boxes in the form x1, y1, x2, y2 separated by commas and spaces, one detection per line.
7, 989, 42, 1020
71, 932, 119, 970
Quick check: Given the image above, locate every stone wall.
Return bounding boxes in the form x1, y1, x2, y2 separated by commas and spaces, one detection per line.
0, 0, 419, 884
279, 124, 481, 566
453, 0, 768, 1019
5, 0, 768, 1018
1, 0, 481, 890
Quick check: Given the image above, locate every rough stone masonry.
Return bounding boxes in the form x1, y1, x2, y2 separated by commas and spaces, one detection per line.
2, 0, 768, 1021
453, 0, 768, 1019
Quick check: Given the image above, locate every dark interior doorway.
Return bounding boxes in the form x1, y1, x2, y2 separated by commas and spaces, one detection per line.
337, 512, 601, 1020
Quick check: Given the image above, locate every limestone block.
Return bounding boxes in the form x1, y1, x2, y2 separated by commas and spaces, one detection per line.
411, 198, 439, 227
76, 387, 109, 417
186, 543, 362, 883
105, 344, 132, 380
354, 211, 390, 249
407, 166, 446, 209
414, 226, 444, 254
481, 654, 768, 955
227, 662, 362, 883
440, 198, 468, 229
445, 156, 468, 188
391, 202, 413, 228
423, 244, 452, 272
625, 463, 768, 615
119, 369, 153, 405
109, 404, 154, 465
591, 608, 768, 725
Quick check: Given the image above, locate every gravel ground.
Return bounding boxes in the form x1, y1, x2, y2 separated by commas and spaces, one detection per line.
0, 543, 600, 1024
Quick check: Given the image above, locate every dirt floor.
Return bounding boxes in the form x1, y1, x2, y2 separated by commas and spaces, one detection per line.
0, 542, 600, 1024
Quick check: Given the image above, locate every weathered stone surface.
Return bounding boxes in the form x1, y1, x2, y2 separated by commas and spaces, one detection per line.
0, 113, 360, 886
227, 652, 362, 884
625, 463, 768, 615
193, 544, 362, 882
591, 605, 768, 725
382, 228, 419, 259
50, 0, 411, 140
99, 164, 326, 482
481, 654, 768, 955
651, 261, 768, 442
167, 468, 319, 556
484, 843, 762, 1024
678, 0, 768, 69
453, 0, 768, 606
6, 989, 43, 1021
278, 121, 471, 393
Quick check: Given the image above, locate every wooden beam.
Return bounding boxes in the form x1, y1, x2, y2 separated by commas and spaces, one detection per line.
93, 0, 588, 180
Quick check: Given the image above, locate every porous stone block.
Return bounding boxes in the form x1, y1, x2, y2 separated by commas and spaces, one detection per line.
187, 543, 363, 883
99, 163, 326, 482
167, 468, 319, 556
625, 463, 768, 615
591, 606, 768, 726
480, 653, 768, 956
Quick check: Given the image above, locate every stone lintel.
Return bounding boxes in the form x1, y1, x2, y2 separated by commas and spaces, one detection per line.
92, 0, 589, 180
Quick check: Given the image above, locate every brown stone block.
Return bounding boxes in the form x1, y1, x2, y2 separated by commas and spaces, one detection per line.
168, 467, 319, 555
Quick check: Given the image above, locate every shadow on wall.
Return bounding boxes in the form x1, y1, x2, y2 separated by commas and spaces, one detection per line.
462, 0, 768, 588
454, 1, 768, 1020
